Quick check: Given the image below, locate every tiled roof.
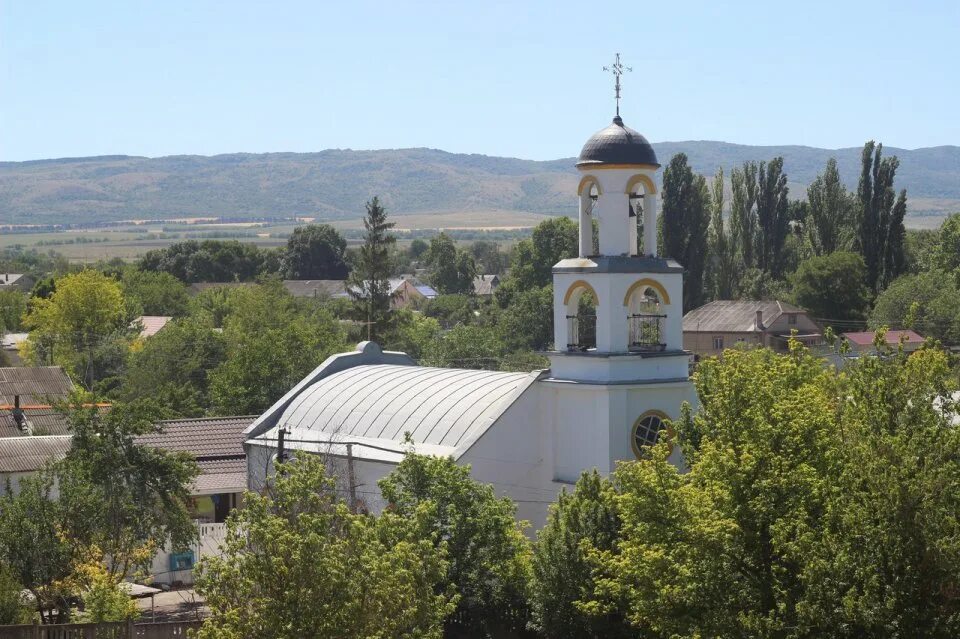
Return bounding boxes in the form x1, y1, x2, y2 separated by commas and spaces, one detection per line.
194, 457, 246, 493
133, 316, 172, 338
0, 366, 74, 405
0, 435, 71, 473
136, 415, 255, 459
0, 408, 73, 438
0, 274, 27, 288
282, 280, 348, 298
473, 275, 499, 296
843, 330, 925, 346
683, 300, 805, 333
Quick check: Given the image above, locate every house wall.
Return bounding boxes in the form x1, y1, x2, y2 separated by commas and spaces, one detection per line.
683, 331, 761, 358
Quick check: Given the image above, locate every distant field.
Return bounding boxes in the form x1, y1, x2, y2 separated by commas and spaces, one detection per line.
0, 210, 547, 262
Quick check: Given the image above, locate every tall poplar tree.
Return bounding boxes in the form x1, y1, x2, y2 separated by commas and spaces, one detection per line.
707, 167, 737, 299
755, 157, 790, 277
857, 141, 907, 293
661, 153, 710, 311
730, 161, 758, 269
347, 197, 396, 341
806, 158, 855, 256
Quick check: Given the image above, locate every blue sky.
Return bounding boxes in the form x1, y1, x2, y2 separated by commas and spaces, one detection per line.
2, 0, 958, 161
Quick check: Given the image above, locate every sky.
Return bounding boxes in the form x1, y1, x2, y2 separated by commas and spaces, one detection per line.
2, 0, 959, 162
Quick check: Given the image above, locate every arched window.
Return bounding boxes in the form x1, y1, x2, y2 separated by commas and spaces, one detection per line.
631, 411, 671, 458
563, 281, 598, 352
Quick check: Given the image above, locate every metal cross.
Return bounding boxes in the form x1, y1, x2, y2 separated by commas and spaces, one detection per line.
603, 53, 632, 117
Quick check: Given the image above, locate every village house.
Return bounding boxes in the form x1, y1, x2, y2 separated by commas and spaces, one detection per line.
473, 274, 500, 297
282, 278, 436, 309
132, 315, 173, 339
841, 329, 925, 354
682, 300, 822, 359
135, 415, 254, 586
244, 110, 698, 529
0, 273, 34, 292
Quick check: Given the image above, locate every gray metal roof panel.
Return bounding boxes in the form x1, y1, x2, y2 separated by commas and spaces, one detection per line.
682, 300, 805, 333
0, 435, 72, 473
276, 365, 530, 450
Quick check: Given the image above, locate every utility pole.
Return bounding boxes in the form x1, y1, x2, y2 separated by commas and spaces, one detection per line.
346, 443, 358, 513
276, 426, 288, 468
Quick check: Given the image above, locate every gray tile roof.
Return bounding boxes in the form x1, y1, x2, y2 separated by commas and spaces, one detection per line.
275, 364, 532, 450
136, 415, 255, 459
0, 367, 74, 405
0, 435, 71, 473
473, 275, 499, 296
282, 280, 348, 298
194, 457, 246, 493
683, 300, 805, 333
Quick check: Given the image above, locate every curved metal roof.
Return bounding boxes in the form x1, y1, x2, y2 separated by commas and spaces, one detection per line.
577, 116, 659, 167
277, 364, 530, 450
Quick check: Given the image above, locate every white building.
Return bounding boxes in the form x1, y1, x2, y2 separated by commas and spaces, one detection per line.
244, 112, 697, 527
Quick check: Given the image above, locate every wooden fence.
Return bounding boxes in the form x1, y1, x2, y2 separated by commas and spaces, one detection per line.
0, 621, 201, 639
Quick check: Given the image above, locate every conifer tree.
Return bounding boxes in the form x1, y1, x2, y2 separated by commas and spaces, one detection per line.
347, 197, 396, 341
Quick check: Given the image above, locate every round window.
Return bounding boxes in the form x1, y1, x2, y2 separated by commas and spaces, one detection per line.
632, 412, 668, 458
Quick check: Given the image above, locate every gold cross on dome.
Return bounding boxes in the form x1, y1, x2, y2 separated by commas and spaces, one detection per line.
603, 53, 632, 117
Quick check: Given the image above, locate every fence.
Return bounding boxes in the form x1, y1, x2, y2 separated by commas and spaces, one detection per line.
0, 621, 201, 639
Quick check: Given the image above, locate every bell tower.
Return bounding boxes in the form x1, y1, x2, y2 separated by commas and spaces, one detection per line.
543, 55, 695, 482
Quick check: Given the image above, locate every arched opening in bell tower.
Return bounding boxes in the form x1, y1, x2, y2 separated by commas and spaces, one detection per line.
563, 280, 598, 351
625, 174, 659, 258
624, 279, 669, 352
577, 177, 601, 257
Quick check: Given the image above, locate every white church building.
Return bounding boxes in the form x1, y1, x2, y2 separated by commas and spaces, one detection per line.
244, 110, 698, 527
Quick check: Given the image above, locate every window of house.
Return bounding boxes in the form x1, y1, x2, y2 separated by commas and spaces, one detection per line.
632, 412, 670, 458
713, 336, 724, 350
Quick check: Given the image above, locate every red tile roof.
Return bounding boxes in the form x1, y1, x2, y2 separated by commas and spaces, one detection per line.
842, 330, 924, 346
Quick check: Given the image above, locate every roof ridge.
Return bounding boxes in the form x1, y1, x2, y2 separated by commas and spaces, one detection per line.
157, 415, 258, 424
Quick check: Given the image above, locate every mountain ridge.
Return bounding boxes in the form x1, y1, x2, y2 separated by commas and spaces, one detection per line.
2, 142, 958, 225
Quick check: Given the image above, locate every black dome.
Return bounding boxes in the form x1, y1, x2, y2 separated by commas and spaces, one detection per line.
577, 116, 659, 167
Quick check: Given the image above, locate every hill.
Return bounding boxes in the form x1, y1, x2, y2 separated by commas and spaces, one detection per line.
1, 143, 958, 226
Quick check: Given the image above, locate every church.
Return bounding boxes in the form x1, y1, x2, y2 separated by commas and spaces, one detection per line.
244, 100, 698, 527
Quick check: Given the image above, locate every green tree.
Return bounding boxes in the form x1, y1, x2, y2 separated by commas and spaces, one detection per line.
469, 239, 507, 275
23, 270, 127, 387
594, 345, 836, 637
531, 470, 629, 639
790, 251, 869, 326
755, 157, 790, 276
209, 283, 346, 414
0, 290, 26, 332
347, 197, 396, 341
419, 324, 502, 370
870, 270, 960, 344
120, 317, 228, 416
934, 212, 960, 273
427, 233, 477, 295
508, 217, 578, 291
422, 294, 475, 329
121, 268, 190, 317
409, 238, 430, 260
139, 240, 271, 283
806, 158, 855, 256
59, 398, 199, 578
0, 563, 32, 624
0, 472, 76, 623
730, 161, 759, 269
382, 310, 441, 360
857, 141, 908, 293
379, 454, 532, 637
661, 153, 710, 311
494, 284, 554, 352
283, 224, 349, 280
195, 456, 454, 639
706, 167, 737, 300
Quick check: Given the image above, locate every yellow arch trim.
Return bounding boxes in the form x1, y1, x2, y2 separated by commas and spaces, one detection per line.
622, 278, 671, 306
577, 175, 602, 196
625, 174, 658, 195
631, 409, 675, 459
563, 280, 599, 305
577, 163, 661, 171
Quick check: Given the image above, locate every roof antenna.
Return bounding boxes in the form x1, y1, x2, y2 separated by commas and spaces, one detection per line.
603, 53, 632, 118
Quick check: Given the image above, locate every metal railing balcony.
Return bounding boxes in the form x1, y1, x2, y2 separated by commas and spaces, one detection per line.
566, 314, 597, 352
628, 313, 667, 352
